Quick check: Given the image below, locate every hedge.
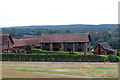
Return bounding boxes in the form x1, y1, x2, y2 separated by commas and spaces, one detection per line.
31, 48, 68, 54
31, 48, 89, 55
108, 55, 119, 62
1, 53, 119, 62
117, 49, 120, 56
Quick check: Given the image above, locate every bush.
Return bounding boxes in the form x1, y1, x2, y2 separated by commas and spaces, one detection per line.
31, 48, 68, 54
31, 48, 90, 55
108, 55, 119, 62
117, 49, 120, 56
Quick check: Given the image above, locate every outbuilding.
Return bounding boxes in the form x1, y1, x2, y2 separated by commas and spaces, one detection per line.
94, 42, 117, 55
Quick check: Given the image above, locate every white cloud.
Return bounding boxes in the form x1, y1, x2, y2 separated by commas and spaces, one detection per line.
0, 0, 119, 27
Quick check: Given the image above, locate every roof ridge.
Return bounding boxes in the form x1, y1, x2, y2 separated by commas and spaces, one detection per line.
0, 34, 9, 35
99, 42, 108, 44
42, 33, 89, 35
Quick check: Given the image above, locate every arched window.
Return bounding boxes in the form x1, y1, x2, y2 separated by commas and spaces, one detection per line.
98, 47, 101, 53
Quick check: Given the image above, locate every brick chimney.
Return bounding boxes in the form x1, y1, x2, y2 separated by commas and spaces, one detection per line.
65, 30, 68, 34
13, 33, 15, 38
42, 33, 44, 36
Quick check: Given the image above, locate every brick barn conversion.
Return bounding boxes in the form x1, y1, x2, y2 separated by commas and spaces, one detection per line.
13, 38, 40, 53
13, 33, 91, 53
94, 42, 117, 55
38, 33, 91, 52
0, 34, 14, 53
0, 33, 117, 55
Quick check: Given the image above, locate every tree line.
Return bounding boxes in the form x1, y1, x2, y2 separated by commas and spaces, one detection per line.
2, 25, 119, 49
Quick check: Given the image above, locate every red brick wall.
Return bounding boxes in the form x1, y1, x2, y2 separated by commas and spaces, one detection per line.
14, 46, 27, 53
50, 43, 53, 51
2, 38, 14, 53
94, 45, 106, 55
61, 43, 64, 51
73, 43, 75, 52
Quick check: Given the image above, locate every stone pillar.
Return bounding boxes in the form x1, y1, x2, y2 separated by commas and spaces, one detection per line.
73, 43, 75, 52
50, 43, 53, 51
61, 43, 64, 51
40, 43, 42, 50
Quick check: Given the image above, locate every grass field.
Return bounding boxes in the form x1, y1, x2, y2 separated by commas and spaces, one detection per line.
2, 61, 118, 78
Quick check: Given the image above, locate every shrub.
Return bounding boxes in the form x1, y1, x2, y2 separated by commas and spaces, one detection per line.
108, 55, 119, 62
31, 48, 90, 55
117, 49, 120, 56
31, 48, 69, 54
100, 55, 108, 61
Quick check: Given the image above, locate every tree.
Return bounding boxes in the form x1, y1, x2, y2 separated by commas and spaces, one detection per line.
26, 45, 34, 54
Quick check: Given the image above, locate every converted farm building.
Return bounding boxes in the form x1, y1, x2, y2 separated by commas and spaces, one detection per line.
13, 38, 40, 53
94, 42, 117, 55
0, 34, 14, 53
39, 33, 91, 53
13, 33, 91, 53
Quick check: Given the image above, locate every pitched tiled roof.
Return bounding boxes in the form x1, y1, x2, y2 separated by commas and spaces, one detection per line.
0, 34, 14, 45
40, 33, 91, 43
13, 33, 91, 47
99, 42, 112, 49
13, 38, 40, 47
25, 36, 41, 38
106, 49, 116, 52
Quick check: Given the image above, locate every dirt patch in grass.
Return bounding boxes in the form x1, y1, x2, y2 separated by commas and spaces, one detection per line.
2, 61, 118, 78
54, 69, 81, 72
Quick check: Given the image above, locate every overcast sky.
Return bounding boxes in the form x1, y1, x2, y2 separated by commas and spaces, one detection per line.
0, 0, 119, 27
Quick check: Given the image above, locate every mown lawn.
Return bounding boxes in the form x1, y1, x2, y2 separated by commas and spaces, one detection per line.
2, 61, 118, 78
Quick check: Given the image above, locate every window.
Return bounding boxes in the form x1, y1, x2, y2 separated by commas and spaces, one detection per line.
44, 43, 49, 46
77, 43, 81, 45
67, 49, 71, 51
101, 50, 104, 53
88, 48, 89, 51
98, 47, 101, 53
66, 43, 72, 46
45, 49, 49, 51
66, 43, 67, 45
78, 49, 82, 52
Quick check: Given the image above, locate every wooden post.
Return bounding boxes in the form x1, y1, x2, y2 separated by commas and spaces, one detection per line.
79, 59, 81, 64
73, 43, 75, 52
50, 43, 53, 51
105, 50, 107, 55
48, 58, 49, 62
104, 59, 105, 64
59, 58, 60, 62
52, 58, 54, 63
42, 58, 44, 62
30, 58, 31, 62
61, 43, 64, 51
